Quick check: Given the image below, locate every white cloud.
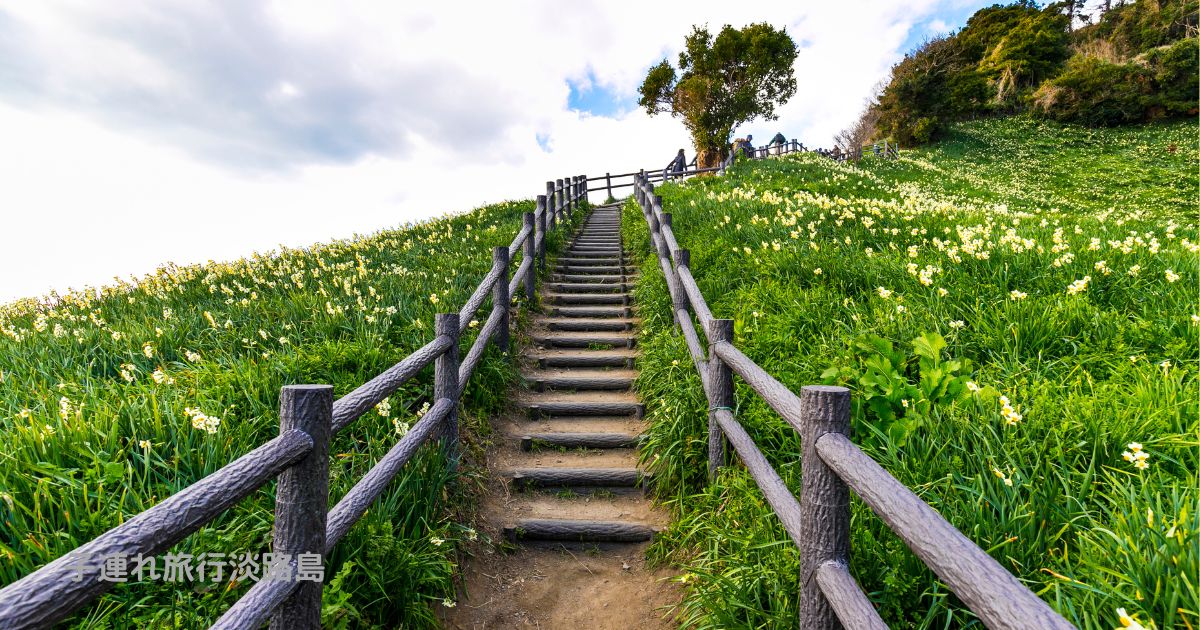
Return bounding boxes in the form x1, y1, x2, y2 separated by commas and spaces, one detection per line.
0, 0, 974, 302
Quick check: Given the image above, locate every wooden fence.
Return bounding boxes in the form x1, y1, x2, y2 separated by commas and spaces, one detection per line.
0, 176, 591, 629
583, 139, 897, 201
629, 172, 1075, 629
826, 139, 900, 163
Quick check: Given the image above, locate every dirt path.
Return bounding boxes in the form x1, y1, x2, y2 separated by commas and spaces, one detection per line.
440, 205, 680, 629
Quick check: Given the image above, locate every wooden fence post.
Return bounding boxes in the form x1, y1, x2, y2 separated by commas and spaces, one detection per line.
523, 212, 536, 302
799, 385, 852, 629
605, 172, 612, 200
546, 181, 556, 231
670, 247, 690, 324
535, 196, 547, 271
563, 176, 572, 216
434, 313, 461, 458
556, 179, 565, 220
493, 246, 510, 352
271, 384, 333, 630
647, 196, 661, 239
705, 320, 733, 479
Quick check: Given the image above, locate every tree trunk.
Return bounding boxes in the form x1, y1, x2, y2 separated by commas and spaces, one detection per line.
697, 147, 723, 169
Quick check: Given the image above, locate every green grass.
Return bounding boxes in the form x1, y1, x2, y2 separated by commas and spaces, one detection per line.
0, 198, 574, 627
624, 116, 1198, 629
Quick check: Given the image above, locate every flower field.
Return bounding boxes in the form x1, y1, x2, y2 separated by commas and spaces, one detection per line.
0, 198, 549, 627
624, 117, 1198, 629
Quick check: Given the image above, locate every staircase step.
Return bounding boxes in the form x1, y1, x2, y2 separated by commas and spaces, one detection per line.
556, 257, 623, 266
550, 274, 629, 283
537, 353, 634, 368
545, 293, 629, 305
509, 467, 644, 489
526, 374, 635, 391
503, 519, 656, 543
549, 306, 632, 318
532, 334, 634, 349
553, 266, 634, 275
543, 318, 636, 332
559, 247, 619, 254
520, 432, 641, 450
525, 400, 644, 418
544, 282, 629, 293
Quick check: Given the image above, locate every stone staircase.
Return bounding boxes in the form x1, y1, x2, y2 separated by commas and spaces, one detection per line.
497, 204, 663, 543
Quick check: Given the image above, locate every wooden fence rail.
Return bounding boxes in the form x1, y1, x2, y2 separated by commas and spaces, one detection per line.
0, 176, 588, 629
629, 171, 1075, 629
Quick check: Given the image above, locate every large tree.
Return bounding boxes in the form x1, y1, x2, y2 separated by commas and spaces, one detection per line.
638, 24, 798, 168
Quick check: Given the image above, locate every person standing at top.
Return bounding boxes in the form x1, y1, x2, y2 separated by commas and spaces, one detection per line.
664, 149, 687, 179
741, 134, 755, 158
770, 132, 786, 154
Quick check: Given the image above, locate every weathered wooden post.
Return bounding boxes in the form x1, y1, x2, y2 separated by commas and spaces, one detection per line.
670, 246, 690, 325
556, 178, 565, 220
545, 181, 556, 230
647, 196, 661, 237
651, 197, 669, 259
522, 212, 536, 302
271, 384, 333, 630
434, 313, 461, 456
799, 385, 852, 629
705, 320, 732, 479
492, 246, 510, 352
535, 195, 548, 271
605, 172, 613, 199
563, 176, 572, 216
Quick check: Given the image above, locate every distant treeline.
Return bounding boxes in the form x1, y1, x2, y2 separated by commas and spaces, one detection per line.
839, 0, 1198, 147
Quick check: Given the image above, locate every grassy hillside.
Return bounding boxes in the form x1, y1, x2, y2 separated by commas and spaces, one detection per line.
624, 117, 1197, 629
0, 199, 560, 627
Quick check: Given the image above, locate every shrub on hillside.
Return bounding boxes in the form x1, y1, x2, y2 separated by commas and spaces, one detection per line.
1032, 55, 1154, 125
977, 6, 1071, 90
1033, 36, 1198, 125
873, 4, 1070, 144
865, 0, 1195, 146
1143, 36, 1200, 116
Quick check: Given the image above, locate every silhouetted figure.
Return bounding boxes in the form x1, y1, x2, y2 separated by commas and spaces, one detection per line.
664, 149, 687, 179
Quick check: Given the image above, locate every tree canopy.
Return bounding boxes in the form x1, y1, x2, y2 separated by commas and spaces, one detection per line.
638, 23, 797, 167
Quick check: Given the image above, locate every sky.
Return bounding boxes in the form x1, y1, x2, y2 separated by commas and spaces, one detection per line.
0, 0, 1000, 303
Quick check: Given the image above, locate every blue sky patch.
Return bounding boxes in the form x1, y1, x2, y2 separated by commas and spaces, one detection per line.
899, 1, 991, 57
567, 70, 632, 117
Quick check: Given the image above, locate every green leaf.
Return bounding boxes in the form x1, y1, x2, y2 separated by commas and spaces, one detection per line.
912, 332, 946, 363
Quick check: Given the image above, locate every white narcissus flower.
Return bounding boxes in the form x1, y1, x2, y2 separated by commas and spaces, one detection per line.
1116, 607, 1148, 630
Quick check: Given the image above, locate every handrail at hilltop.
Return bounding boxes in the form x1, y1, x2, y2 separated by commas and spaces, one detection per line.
0, 176, 592, 629
629, 166, 1075, 629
